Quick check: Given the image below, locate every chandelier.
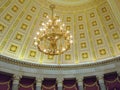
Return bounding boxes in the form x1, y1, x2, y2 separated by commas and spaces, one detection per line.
34, 4, 73, 55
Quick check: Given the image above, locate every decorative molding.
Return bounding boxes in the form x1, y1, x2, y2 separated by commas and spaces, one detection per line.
0, 55, 120, 69
0, 54, 120, 87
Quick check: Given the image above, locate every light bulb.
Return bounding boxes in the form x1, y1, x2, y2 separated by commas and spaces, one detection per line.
66, 31, 70, 34
60, 27, 63, 30
52, 26, 54, 29
62, 48, 65, 51
34, 37, 37, 40
70, 35, 72, 38
57, 19, 61, 22
46, 16, 49, 18
48, 19, 52, 22
62, 24, 65, 27
56, 50, 59, 53
42, 23, 45, 26
46, 22, 49, 25
39, 28, 43, 31
43, 49, 46, 52
34, 42, 38, 45
70, 40, 73, 44
37, 32, 39, 35
55, 36, 58, 39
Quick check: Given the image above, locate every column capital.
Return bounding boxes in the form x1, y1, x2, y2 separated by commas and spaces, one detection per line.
75, 75, 83, 87
118, 72, 120, 76
13, 74, 22, 84
96, 75, 106, 90
76, 76, 83, 82
97, 75, 104, 79
57, 77, 63, 82
36, 77, 43, 86
57, 77, 63, 87
96, 75, 104, 83
13, 74, 22, 79
36, 77, 43, 81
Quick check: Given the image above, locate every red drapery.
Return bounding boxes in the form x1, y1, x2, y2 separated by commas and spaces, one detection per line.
83, 76, 100, 90
0, 80, 11, 90
104, 72, 120, 90
84, 81, 100, 90
63, 78, 78, 90
19, 77, 35, 90
0, 73, 12, 90
42, 78, 56, 90
42, 84, 56, 90
63, 83, 77, 90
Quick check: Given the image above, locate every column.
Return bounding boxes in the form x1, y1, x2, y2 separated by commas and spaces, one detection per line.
76, 76, 83, 90
12, 74, 21, 90
57, 78, 63, 90
36, 77, 43, 90
97, 75, 106, 90
77, 78, 83, 90
118, 72, 120, 76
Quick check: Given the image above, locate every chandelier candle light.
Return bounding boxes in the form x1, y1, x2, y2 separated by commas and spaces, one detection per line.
34, 4, 73, 55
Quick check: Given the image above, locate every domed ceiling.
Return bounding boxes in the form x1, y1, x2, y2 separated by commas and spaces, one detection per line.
0, 0, 120, 65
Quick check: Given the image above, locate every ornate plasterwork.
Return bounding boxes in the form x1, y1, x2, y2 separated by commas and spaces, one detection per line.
0, 55, 120, 69
0, 54, 120, 84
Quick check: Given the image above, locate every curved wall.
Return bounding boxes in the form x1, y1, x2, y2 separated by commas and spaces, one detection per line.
0, 55, 120, 79
0, 55, 120, 90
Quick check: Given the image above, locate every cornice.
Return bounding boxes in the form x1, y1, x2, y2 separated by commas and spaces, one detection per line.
0, 55, 120, 70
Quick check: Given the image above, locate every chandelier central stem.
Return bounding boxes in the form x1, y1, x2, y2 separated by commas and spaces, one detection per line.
50, 4, 55, 19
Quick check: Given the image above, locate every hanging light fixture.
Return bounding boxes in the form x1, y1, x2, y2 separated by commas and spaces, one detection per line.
34, 4, 73, 55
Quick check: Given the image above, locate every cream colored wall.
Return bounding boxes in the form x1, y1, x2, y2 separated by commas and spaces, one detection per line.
0, 0, 120, 64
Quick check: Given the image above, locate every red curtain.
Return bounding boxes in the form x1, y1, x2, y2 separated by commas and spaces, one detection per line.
0, 80, 11, 90
42, 85, 56, 90
0, 73, 12, 90
63, 78, 78, 90
104, 72, 120, 90
19, 77, 35, 90
42, 78, 57, 90
83, 76, 100, 90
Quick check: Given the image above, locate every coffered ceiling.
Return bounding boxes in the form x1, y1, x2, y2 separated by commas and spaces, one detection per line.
0, 0, 120, 65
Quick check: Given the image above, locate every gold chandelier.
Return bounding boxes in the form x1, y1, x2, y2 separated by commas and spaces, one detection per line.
34, 4, 73, 55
